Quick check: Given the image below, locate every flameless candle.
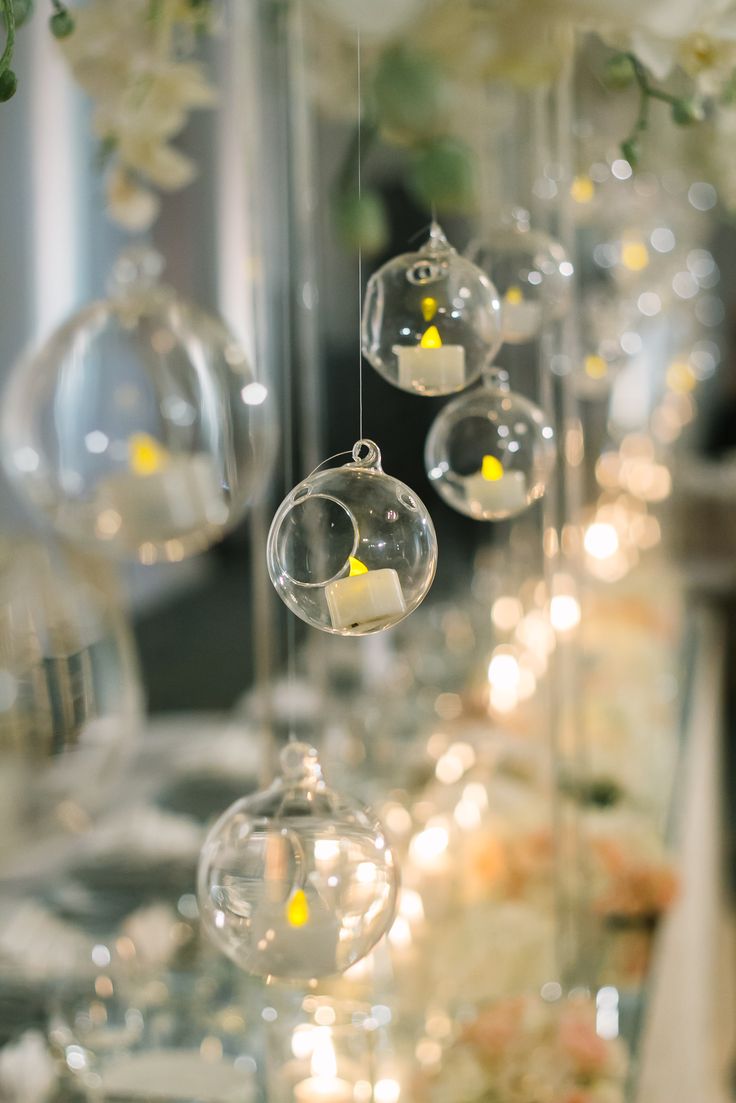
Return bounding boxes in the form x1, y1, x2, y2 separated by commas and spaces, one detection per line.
465, 455, 528, 517
325, 557, 406, 631
294, 1033, 353, 1103
501, 286, 542, 343
93, 434, 224, 542
394, 308, 466, 391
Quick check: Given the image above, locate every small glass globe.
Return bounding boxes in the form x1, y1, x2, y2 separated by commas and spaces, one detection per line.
267, 439, 437, 635
1, 248, 274, 563
197, 741, 399, 979
424, 368, 555, 521
361, 222, 502, 395
0, 537, 139, 870
467, 210, 573, 345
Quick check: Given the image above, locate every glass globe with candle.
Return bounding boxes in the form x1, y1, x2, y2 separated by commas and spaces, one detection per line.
467, 210, 573, 345
361, 222, 502, 396
424, 367, 555, 521
1, 247, 273, 564
197, 741, 399, 980
267, 439, 437, 635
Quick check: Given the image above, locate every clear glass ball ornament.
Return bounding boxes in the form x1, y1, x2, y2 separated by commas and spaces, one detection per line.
0, 537, 139, 871
424, 367, 555, 521
197, 741, 399, 979
1, 247, 273, 563
267, 439, 437, 635
467, 210, 573, 345
361, 222, 502, 395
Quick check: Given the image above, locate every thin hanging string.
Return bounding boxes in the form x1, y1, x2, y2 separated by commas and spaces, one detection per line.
356, 27, 364, 442
283, 28, 298, 746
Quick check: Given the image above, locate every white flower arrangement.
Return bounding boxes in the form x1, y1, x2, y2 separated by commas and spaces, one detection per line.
0, 1032, 58, 1103
58, 0, 217, 230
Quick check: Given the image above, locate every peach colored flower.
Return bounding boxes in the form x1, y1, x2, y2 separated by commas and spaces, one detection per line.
557, 1010, 611, 1076
592, 838, 680, 918
462, 996, 526, 1060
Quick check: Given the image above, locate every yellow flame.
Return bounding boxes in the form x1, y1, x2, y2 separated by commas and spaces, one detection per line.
421, 296, 438, 322
621, 241, 649, 272
666, 360, 697, 393
481, 455, 504, 481
348, 556, 368, 576
504, 286, 523, 305
570, 175, 595, 204
584, 355, 608, 380
129, 433, 168, 476
419, 325, 442, 349
285, 888, 309, 928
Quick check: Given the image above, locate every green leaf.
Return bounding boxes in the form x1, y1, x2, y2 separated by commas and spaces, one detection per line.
2, 0, 32, 28
671, 97, 705, 125
49, 8, 74, 37
333, 191, 388, 256
372, 45, 444, 140
409, 137, 475, 213
620, 137, 639, 168
604, 53, 636, 89
0, 67, 17, 100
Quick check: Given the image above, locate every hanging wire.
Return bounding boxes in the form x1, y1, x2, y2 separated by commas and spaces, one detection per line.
357, 28, 364, 442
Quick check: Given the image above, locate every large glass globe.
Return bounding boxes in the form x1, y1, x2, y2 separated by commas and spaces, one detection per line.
362, 223, 502, 395
467, 210, 573, 344
1, 248, 274, 563
197, 742, 399, 979
267, 440, 437, 635
425, 368, 555, 521
0, 537, 139, 870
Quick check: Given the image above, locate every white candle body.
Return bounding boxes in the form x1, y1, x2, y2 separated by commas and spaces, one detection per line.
294, 1077, 353, 1103
325, 568, 406, 630
394, 345, 465, 391
501, 300, 542, 344
465, 470, 528, 517
94, 453, 224, 540
100, 1050, 255, 1103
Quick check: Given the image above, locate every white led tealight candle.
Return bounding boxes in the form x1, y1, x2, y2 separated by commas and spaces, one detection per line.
394, 296, 465, 392
465, 455, 528, 517
325, 557, 406, 631
93, 434, 224, 543
501, 286, 543, 343
294, 1032, 353, 1103
394, 325, 466, 392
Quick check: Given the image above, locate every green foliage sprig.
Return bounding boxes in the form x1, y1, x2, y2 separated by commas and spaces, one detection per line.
0, 0, 17, 102
607, 51, 706, 167
332, 44, 476, 255
0, 0, 74, 101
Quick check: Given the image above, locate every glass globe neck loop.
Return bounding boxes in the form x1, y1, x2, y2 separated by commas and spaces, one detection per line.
107, 245, 167, 300
348, 439, 382, 472
482, 365, 510, 392
421, 221, 453, 256
279, 741, 324, 784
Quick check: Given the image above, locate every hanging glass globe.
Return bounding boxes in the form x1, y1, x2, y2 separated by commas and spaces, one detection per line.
467, 210, 573, 345
197, 741, 399, 979
424, 368, 555, 521
0, 537, 139, 870
361, 222, 502, 396
1, 248, 273, 563
267, 439, 437, 635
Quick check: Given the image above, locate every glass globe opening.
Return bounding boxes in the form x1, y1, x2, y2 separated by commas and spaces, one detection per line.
267, 441, 437, 635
